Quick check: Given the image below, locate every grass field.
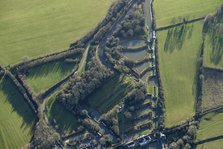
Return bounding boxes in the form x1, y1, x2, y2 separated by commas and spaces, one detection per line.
196, 109, 223, 141
25, 61, 75, 94
0, 77, 36, 149
157, 21, 203, 126
197, 139, 223, 149
201, 68, 223, 111
84, 75, 135, 114
46, 94, 80, 135
0, 0, 114, 66
154, 0, 222, 27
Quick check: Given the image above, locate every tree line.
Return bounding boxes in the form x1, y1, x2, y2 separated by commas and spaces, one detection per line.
113, 4, 145, 38
56, 60, 114, 110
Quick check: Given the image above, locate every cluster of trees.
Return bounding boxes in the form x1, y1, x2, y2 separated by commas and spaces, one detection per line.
82, 118, 101, 134
122, 83, 148, 133
203, 5, 223, 34
105, 46, 133, 73
31, 119, 60, 149
169, 125, 197, 149
114, 4, 145, 38
101, 105, 120, 135
124, 82, 147, 106
56, 61, 113, 109
0, 66, 4, 79
99, 134, 113, 147
105, 37, 135, 73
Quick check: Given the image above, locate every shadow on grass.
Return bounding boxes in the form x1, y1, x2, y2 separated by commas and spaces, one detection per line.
27, 60, 74, 79
48, 100, 79, 133
164, 23, 194, 53
1, 77, 36, 129
208, 23, 223, 65
83, 75, 133, 114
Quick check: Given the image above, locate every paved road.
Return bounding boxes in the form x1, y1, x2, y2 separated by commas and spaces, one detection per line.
144, 0, 153, 30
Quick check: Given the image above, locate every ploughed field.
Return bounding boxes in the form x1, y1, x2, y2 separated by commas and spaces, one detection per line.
157, 21, 203, 126
0, 0, 113, 66
201, 68, 223, 112
154, 0, 222, 27
0, 77, 36, 149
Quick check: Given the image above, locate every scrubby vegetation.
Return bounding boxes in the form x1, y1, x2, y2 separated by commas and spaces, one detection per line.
31, 119, 60, 149
168, 124, 198, 149
201, 68, 223, 111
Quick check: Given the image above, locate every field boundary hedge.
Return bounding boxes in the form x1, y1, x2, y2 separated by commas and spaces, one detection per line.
151, 0, 165, 129
195, 33, 205, 116
11, 48, 83, 72
155, 17, 204, 31
121, 45, 147, 52
195, 135, 223, 145
6, 70, 38, 114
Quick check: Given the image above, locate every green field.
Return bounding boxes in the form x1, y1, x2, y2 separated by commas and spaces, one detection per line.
46, 94, 80, 135
154, 0, 222, 27
0, 0, 114, 66
157, 21, 203, 126
197, 139, 223, 149
0, 77, 36, 149
196, 109, 223, 141
25, 61, 75, 94
85, 75, 135, 114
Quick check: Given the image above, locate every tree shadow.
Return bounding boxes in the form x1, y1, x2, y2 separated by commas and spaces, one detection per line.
1, 76, 36, 129
27, 60, 74, 79
208, 23, 223, 65
48, 100, 79, 133
164, 23, 194, 53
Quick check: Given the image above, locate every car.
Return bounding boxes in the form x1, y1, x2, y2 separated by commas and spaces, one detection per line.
145, 135, 152, 142
138, 138, 148, 146
126, 141, 135, 148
